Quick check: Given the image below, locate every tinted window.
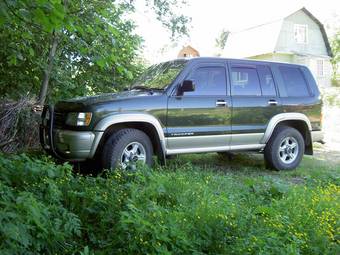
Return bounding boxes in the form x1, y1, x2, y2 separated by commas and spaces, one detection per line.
257, 65, 276, 96
132, 60, 187, 90
279, 66, 310, 97
231, 67, 261, 96
186, 67, 227, 96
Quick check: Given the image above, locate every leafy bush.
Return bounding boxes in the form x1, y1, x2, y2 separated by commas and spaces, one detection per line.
0, 153, 339, 254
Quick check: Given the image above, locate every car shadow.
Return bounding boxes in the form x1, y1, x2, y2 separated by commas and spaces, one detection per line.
167, 152, 272, 174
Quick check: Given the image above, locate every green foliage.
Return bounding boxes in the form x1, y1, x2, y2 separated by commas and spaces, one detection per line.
0, 153, 339, 254
330, 31, 340, 85
133, 60, 186, 89
0, 0, 190, 102
215, 29, 230, 50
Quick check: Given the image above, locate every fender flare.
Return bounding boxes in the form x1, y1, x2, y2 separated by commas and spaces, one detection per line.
261, 113, 312, 144
89, 113, 166, 158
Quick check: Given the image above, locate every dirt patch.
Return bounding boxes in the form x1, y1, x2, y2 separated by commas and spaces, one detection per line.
313, 144, 340, 165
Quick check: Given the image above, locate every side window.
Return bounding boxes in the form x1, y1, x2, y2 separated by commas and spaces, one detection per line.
186, 67, 227, 96
257, 65, 276, 96
231, 67, 261, 96
279, 66, 310, 97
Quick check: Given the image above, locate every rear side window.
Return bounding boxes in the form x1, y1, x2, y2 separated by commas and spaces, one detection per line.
231, 67, 261, 96
186, 67, 227, 96
257, 65, 276, 96
279, 66, 310, 97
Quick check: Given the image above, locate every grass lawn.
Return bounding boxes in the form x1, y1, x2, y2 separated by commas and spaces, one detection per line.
0, 151, 339, 254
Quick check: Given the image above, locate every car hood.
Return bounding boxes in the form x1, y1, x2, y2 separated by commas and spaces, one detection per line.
54, 90, 162, 111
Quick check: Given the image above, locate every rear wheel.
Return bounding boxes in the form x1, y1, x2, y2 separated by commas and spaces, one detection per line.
264, 126, 304, 170
101, 128, 153, 170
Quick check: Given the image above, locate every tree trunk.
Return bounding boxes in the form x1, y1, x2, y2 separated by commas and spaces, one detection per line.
37, 30, 59, 105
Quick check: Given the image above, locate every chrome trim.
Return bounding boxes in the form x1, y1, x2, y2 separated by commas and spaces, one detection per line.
268, 99, 278, 106
311, 130, 324, 143
54, 129, 95, 159
261, 113, 312, 144
216, 100, 227, 107
166, 144, 265, 155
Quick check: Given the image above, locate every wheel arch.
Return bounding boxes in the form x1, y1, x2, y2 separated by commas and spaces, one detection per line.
90, 113, 166, 163
262, 113, 313, 155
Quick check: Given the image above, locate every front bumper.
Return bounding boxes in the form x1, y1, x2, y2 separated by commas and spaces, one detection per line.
40, 105, 103, 161
311, 130, 324, 143
54, 129, 96, 159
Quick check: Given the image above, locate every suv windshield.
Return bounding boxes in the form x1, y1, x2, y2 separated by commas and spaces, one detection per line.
132, 59, 188, 90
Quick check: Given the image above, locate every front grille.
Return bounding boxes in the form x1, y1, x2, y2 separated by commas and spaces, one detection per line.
54, 112, 66, 129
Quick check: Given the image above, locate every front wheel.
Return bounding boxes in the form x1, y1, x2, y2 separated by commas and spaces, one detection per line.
264, 126, 305, 170
101, 128, 153, 171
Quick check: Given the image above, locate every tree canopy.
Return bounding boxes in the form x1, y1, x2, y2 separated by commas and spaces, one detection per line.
0, 0, 190, 103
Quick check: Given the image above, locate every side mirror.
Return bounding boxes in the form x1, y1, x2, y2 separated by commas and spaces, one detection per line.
177, 80, 195, 96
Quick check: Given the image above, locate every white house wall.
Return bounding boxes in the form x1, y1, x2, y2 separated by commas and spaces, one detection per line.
309, 58, 332, 88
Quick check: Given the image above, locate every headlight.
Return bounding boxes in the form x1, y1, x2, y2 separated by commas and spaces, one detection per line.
66, 112, 92, 126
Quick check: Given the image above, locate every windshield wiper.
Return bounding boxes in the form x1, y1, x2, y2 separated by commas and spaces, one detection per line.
130, 85, 163, 92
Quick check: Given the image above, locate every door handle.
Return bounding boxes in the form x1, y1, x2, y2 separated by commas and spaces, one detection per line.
216, 100, 227, 107
268, 99, 278, 106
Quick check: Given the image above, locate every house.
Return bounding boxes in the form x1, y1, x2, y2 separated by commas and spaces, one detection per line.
178, 45, 200, 58
224, 7, 333, 88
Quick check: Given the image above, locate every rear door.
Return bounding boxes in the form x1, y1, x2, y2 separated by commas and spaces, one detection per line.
228, 61, 282, 147
166, 61, 232, 151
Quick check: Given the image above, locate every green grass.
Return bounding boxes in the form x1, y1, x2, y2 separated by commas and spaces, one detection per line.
0, 152, 339, 254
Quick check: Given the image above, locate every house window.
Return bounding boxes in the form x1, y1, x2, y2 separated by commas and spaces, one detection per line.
316, 59, 324, 77
294, 24, 308, 44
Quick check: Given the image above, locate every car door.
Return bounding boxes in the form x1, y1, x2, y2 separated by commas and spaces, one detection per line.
228, 61, 282, 147
166, 62, 232, 152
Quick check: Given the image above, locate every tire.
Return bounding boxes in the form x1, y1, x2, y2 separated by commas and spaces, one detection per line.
264, 126, 305, 171
101, 128, 153, 170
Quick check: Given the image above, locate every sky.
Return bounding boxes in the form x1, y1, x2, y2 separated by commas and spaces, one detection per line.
130, 0, 340, 64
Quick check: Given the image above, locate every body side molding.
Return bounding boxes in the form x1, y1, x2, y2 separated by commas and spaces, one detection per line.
261, 112, 312, 144
166, 144, 265, 155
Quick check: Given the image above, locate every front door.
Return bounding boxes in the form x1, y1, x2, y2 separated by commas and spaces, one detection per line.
228, 61, 282, 147
166, 62, 232, 153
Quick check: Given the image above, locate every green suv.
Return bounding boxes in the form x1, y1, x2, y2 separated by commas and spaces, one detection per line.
40, 57, 323, 170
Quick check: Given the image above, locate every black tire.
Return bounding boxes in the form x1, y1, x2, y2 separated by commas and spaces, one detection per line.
264, 126, 305, 171
101, 128, 153, 170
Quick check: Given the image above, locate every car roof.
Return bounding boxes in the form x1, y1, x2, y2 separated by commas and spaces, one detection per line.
173, 57, 307, 68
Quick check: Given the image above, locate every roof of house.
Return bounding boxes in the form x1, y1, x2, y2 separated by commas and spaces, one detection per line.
224, 7, 332, 58
177, 45, 200, 57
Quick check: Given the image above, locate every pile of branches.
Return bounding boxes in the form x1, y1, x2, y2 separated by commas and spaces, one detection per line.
0, 98, 41, 153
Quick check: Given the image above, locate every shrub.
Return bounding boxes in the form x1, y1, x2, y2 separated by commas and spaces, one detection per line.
0, 98, 40, 153
0, 153, 339, 254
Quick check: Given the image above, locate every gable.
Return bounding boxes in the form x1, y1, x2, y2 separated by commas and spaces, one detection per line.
223, 8, 332, 59
275, 9, 331, 57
